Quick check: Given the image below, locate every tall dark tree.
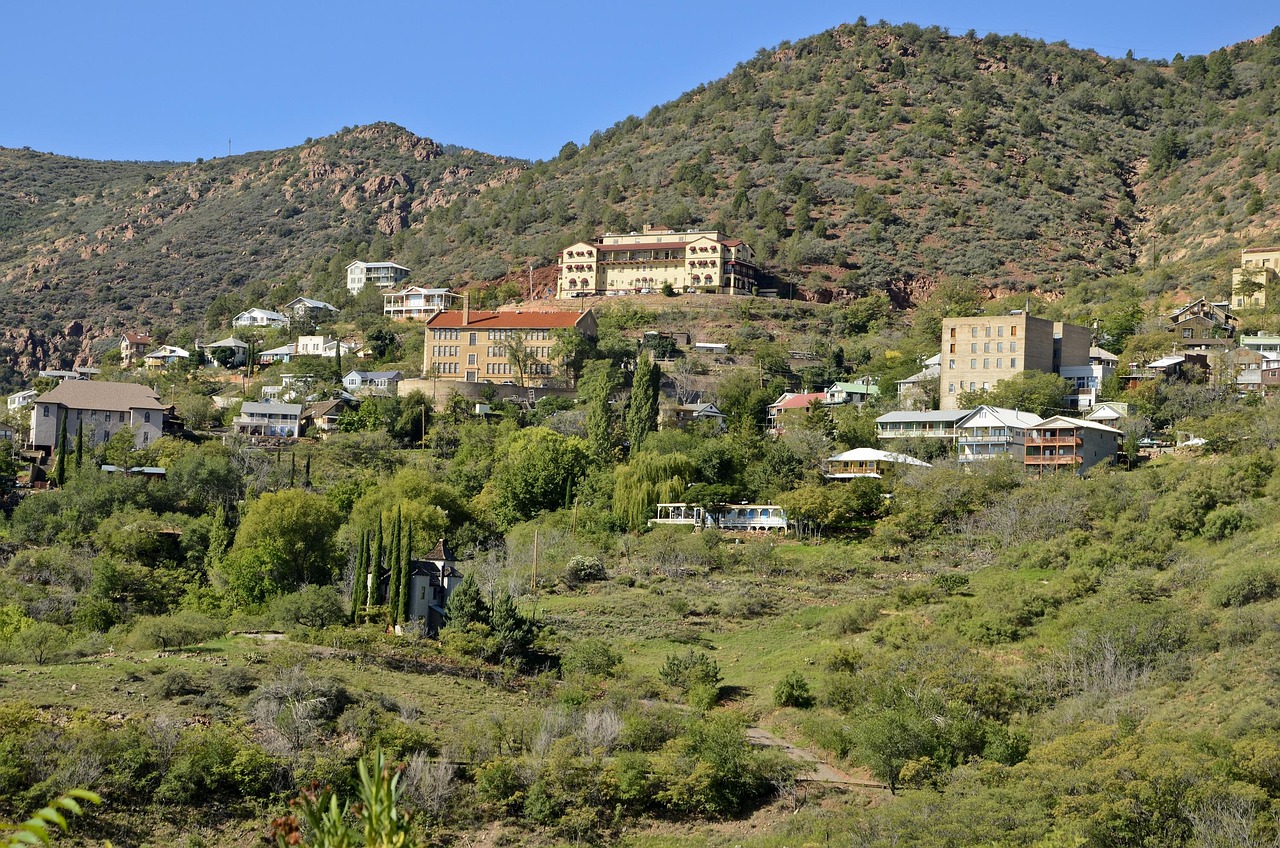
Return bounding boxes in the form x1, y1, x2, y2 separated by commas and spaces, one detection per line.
372, 515, 385, 605
387, 506, 403, 621
54, 415, 69, 487
351, 530, 369, 622
303, 455, 312, 489
397, 524, 413, 623
74, 421, 84, 471
627, 354, 661, 454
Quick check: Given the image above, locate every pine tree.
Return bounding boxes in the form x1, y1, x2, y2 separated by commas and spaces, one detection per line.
303, 455, 312, 489
398, 524, 413, 623
490, 592, 535, 664
54, 415, 69, 487
351, 530, 369, 622
74, 421, 84, 471
626, 353, 661, 454
444, 572, 488, 629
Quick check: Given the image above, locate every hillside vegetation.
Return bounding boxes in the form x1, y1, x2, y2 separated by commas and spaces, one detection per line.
4, 22, 1280, 375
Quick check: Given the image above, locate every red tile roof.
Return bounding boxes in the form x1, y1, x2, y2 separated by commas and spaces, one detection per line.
425, 310, 589, 330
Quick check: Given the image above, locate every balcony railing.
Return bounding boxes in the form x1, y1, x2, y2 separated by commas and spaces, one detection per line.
877, 427, 959, 439
1024, 454, 1081, 465
1026, 435, 1082, 446
957, 434, 1011, 444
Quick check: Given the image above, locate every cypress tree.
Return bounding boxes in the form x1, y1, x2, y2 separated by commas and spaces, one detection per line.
289, 452, 296, 488
372, 515, 385, 604
54, 415, 69, 487
74, 421, 84, 471
626, 353, 660, 454
398, 523, 413, 623
351, 530, 369, 622
388, 506, 403, 623
303, 455, 312, 489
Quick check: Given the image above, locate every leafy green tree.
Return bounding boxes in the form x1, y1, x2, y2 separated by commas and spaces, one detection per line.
550, 328, 592, 385
222, 490, 343, 603
476, 428, 591, 527
958, 370, 1071, 418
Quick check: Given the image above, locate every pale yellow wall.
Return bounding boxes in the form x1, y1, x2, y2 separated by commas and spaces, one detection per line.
424, 326, 558, 383
939, 315, 1062, 410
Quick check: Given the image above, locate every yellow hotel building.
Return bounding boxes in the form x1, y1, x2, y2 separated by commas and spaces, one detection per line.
422, 305, 597, 385
556, 226, 759, 299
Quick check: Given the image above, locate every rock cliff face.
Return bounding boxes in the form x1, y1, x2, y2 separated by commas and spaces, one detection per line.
0, 122, 523, 385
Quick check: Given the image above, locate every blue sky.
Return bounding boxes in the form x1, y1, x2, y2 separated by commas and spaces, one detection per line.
2, 1, 1274, 163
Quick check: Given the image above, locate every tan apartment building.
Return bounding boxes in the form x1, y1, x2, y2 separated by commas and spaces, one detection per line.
939, 314, 1091, 410
31, 381, 168, 454
422, 306, 597, 385
1231, 247, 1280, 309
556, 226, 758, 298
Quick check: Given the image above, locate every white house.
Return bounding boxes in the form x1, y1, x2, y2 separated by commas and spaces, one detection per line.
7, 390, 38, 411
342, 370, 402, 396
824, 448, 930, 479
347, 261, 411, 296
199, 337, 249, 367
232, 401, 303, 438
371, 539, 463, 635
233, 308, 290, 329
31, 382, 167, 454
257, 343, 296, 365
825, 379, 880, 406
142, 345, 191, 367
283, 297, 339, 319
956, 405, 1043, 463
296, 336, 358, 358
383, 287, 456, 320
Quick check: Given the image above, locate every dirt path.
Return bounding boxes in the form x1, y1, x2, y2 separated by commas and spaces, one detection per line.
746, 727, 889, 789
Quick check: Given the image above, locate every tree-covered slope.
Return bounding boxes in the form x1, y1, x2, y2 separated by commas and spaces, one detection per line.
3, 22, 1280, 372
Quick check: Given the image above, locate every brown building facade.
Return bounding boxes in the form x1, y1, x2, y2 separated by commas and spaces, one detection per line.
939, 314, 1090, 410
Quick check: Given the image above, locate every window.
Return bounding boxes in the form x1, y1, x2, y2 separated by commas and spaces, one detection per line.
984, 326, 991, 338
949, 327, 956, 338
983, 358, 989, 369
971, 343, 978, 353
144, 412, 151, 424
997, 358, 1003, 368
469, 332, 478, 346
1011, 326, 1017, 337
119, 412, 125, 423
996, 342, 1003, 353
948, 383, 955, 394
1183, 328, 1193, 338
948, 359, 955, 369
949, 343, 956, 353
467, 354, 477, 366
970, 359, 977, 368
971, 327, 979, 338
997, 326, 1004, 337
983, 343, 990, 353
1010, 341, 1017, 353
42, 405, 49, 418
1010, 357, 1017, 368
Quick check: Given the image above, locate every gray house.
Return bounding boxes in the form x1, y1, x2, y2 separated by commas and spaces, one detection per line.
30, 381, 167, 455
375, 539, 464, 635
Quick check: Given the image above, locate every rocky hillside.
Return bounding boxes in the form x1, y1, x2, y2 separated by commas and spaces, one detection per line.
3, 22, 1280, 376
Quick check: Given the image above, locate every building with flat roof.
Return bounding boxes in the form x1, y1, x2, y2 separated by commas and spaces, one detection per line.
1232, 247, 1280, 309
383, 287, 458, 320
939, 314, 1090, 410
347, 261, 410, 296
422, 306, 597, 385
556, 226, 759, 298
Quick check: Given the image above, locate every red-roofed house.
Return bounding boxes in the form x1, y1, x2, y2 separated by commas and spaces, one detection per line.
556, 226, 759, 299
121, 332, 152, 366
423, 305, 597, 384
766, 391, 827, 435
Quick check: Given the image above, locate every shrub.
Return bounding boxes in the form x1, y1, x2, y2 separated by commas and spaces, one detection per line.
154, 669, 201, 699
659, 649, 722, 692
565, 555, 607, 585
829, 599, 882, 634
932, 573, 970, 595
9, 621, 71, 665
127, 611, 226, 651
1210, 564, 1280, 608
774, 671, 815, 708
268, 585, 347, 630
562, 638, 623, 678
1202, 505, 1252, 541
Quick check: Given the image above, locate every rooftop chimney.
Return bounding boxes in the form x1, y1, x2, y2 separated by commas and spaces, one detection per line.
462, 295, 469, 326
